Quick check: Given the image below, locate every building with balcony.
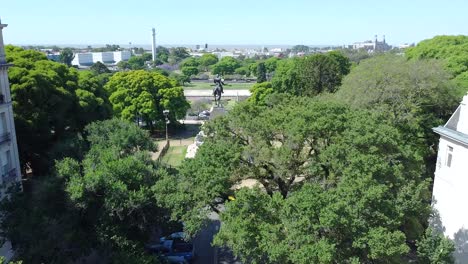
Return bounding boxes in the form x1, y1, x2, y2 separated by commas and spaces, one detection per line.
0, 18, 22, 261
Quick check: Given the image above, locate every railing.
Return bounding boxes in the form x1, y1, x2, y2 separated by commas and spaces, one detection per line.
0, 132, 10, 144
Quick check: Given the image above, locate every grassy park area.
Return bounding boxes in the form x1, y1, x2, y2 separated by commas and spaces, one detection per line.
160, 145, 188, 167
184, 82, 254, 90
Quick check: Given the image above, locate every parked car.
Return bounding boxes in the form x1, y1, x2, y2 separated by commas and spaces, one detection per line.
147, 233, 195, 263
200, 110, 210, 116
198, 114, 209, 120
160, 232, 187, 242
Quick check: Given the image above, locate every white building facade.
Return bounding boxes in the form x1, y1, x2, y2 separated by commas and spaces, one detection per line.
433, 93, 468, 262
72, 51, 131, 67
72, 53, 93, 66
0, 19, 22, 261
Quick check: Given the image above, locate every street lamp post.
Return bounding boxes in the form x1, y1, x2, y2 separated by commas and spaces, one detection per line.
163, 110, 170, 143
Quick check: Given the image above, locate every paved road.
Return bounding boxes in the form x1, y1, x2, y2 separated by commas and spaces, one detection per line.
184, 89, 251, 97
193, 210, 241, 264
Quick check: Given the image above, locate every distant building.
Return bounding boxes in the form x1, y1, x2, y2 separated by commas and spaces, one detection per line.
212, 51, 238, 59
352, 35, 391, 52
72, 51, 130, 67
72, 53, 93, 66
0, 18, 22, 262
92, 52, 114, 64
432, 93, 468, 262
113, 50, 131, 63
398, 43, 415, 49
46, 53, 61, 62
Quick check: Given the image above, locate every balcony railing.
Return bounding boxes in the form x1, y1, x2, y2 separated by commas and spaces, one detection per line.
0, 132, 10, 144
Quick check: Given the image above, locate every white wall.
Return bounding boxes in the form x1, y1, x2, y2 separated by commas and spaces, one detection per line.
433, 136, 468, 238
72, 53, 93, 66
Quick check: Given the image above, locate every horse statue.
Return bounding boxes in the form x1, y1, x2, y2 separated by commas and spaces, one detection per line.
213, 75, 225, 107
213, 84, 222, 106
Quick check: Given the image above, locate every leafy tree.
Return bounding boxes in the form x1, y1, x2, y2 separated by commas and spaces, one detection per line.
291, 45, 310, 53
6, 46, 81, 174
170, 72, 190, 86
159, 97, 430, 263
211, 57, 241, 75
180, 57, 200, 68
181, 66, 199, 77
59, 48, 74, 67
155, 139, 242, 235
127, 56, 146, 70
248, 82, 273, 105
199, 53, 218, 71
234, 66, 250, 76
90, 61, 111, 74
116, 60, 131, 71
405, 35, 468, 95
141, 52, 153, 62
169, 47, 190, 64
264, 56, 280, 73
156, 46, 170, 63
0, 119, 164, 263
256, 62, 267, 83
334, 55, 459, 176
76, 71, 112, 128
417, 228, 455, 264
272, 53, 344, 96
327, 50, 351, 75
105, 70, 189, 129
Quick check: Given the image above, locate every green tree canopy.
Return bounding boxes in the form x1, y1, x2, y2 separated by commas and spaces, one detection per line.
181, 66, 199, 77
0, 119, 168, 263
248, 82, 274, 105
59, 48, 74, 67
158, 97, 431, 263
211, 57, 241, 75
6, 46, 110, 174
199, 53, 218, 70
264, 56, 280, 73
156, 46, 170, 63
256, 62, 267, 83
334, 55, 459, 159
90, 61, 111, 74
405, 35, 468, 94
180, 57, 200, 68
271, 53, 348, 96
105, 70, 190, 129
291, 45, 310, 53
169, 47, 190, 64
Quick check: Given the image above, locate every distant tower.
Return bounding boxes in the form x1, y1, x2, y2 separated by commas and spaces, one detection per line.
0, 19, 22, 195
152, 28, 157, 62
383, 35, 386, 44
205, 43, 208, 50
374, 35, 378, 43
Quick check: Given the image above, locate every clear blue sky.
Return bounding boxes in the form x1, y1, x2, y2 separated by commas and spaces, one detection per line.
2, 0, 467, 46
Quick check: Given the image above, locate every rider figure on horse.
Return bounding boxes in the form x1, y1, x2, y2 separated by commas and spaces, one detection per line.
213, 74, 225, 95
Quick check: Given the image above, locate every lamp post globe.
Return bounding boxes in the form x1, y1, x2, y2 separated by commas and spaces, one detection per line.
163, 110, 170, 142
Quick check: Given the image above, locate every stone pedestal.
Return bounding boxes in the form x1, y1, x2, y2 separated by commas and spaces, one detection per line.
209, 105, 226, 119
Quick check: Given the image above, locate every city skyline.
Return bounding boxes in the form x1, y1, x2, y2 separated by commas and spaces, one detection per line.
2, 0, 467, 46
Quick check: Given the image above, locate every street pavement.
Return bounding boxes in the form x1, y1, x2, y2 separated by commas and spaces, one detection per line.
184, 89, 251, 97
193, 210, 242, 264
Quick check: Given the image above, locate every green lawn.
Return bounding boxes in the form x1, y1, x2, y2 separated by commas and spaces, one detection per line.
161, 146, 188, 167
184, 82, 254, 90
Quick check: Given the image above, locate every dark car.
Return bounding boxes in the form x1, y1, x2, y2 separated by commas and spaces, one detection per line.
146, 238, 195, 263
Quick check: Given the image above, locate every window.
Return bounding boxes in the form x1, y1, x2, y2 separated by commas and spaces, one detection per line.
0, 112, 7, 134
446, 146, 453, 167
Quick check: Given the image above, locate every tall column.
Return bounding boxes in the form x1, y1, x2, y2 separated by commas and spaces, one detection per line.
152, 28, 157, 62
